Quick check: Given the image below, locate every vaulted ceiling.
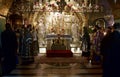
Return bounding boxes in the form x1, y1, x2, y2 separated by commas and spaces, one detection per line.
0, 0, 119, 20
0, 0, 13, 17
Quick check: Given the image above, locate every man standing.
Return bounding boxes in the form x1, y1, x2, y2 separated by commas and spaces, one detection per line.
100, 23, 120, 77
1, 23, 18, 75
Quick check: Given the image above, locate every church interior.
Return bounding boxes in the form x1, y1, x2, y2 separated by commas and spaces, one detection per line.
0, 0, 120, 77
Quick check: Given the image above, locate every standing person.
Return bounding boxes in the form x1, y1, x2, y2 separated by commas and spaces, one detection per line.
24, 24, 33, 59
104, 26, 113, 37
100, 23, 120, 77
1, 23, 18, 75
0, 45, 2, 75
32, 27, 39, 56
19, 24, 33, 64
81, 27, 91, 60
92, 25, 104, 64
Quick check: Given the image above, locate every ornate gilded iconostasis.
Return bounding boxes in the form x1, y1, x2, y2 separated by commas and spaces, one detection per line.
0, 0, 118, 30
31, 0, 109, 47
0, 0, 117, 51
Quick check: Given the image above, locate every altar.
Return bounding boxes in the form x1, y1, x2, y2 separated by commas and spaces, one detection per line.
46, 34, 73, 57
46, 34, 72, 50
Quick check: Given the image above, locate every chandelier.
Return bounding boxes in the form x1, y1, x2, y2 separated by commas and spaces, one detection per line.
71, 0, 102, 13
33, 0, 102, 13
33, 0, 67, 13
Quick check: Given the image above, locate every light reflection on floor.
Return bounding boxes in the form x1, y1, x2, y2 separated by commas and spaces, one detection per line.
2, 52, 102, 77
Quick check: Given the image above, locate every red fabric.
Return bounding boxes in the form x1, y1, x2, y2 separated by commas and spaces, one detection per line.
46, 50, 73, 57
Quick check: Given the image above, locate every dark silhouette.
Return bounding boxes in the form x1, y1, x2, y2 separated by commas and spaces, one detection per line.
105, 26, 113, 37
19, 24, 34, 64
81, 27, 90, 57
0, 46, 2, 75
32, 27, 39, 56
1, 23, 18, 75
92, 25, 104, 63
100, 23, 120, 77
0, 47, 1, 56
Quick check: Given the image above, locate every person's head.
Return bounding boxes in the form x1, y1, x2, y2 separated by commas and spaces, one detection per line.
83, 26, 88, 32
105, 26, 112, 35
27, 24, 32, 31
95, 25, 101, 30
113, 22, 120, 30
5, 23, 12, 30
93, 25, 101, 32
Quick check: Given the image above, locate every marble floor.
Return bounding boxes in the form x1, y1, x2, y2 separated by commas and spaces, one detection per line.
3, 54, 103, 77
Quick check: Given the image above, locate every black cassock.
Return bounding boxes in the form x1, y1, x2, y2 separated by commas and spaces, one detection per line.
19, 27, 33, 64
1, 29, 18, 75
